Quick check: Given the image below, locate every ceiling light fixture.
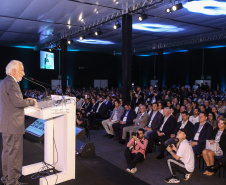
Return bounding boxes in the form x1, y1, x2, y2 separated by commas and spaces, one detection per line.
172, 3, 183, 11
113, 21, 121, 29
94, 29, 102, 36
67, 40, 74, 44
138, 14, 148, 21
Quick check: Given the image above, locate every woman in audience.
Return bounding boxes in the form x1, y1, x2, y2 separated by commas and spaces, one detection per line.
176, 104, 181, 114
208, 112, 218, 129
212, 106, 219, 119
202, 118, 226, 176
158, 102, 164, 115
170, 106, 177, 117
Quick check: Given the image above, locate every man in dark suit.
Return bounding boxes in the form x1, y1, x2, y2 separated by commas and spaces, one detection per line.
144, 102, 163, 140
148, 107, 177, 159
87, 97, 107, 129
190, 111, 213, 155
84, 98, 93, 115
0, 60, 37, 185
112, 103, 136, 140
164, 111, 194, 149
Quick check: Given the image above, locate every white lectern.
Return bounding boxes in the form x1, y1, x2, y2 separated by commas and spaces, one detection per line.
23, 97, 76, 185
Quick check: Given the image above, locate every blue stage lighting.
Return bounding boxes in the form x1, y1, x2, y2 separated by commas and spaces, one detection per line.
184, 0, 226, 15
133, 23, 184, 32
76, 39, 115, 45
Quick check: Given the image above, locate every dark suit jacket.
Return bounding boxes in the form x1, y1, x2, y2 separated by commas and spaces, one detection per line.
96, 102, 107, 118
146, 111, 163, 131
159, 115, 177, 139
0, 75, 35, 134
191, 122, 213, 146
105, 101, 112, 110
173, 120, 194, 140
85, 102, 93, 114
120, 108, 136, 126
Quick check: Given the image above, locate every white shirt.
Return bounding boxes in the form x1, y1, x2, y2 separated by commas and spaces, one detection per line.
177, 113, 182, 122
215, 131, 223, 143
96, 102, 103, 112
148, 111, 158, 127
189, 115, 199, 125
177, 139, 195, 173
159, 115, 170, 131
180, 120, 188, 129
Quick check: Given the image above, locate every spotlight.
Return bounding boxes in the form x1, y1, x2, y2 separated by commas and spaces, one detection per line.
79, 36, 85, 40
113, 22, 121, 29
49, 48, 53, 52
172, 3, 183, 11
94, 29, 102, 36
138, 14, 148, 21
165, 7, 171, 13
67, 40, 74, 44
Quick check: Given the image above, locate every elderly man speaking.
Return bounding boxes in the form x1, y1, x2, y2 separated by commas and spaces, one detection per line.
0, 60, 37, 185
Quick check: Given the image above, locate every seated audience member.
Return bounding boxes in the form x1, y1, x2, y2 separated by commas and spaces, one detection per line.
176, 105, 186, 123
84, 98, 93, 115
165, 129, 194, 183
202, 118, 226, 176
166, 100, 172, 108
147, 103, 152, 115
200, 105, 206, 112
176, 104, 181, 114
148, 107, 177, 159
112, 103, 136, 140
212, 106, 219, 119
55, 85, 62, 95
87, 97, 107, 128
86, 98, 97, 116
170, 107, 177, 117
187, 103, 193, 116
217, 100, 226, 114
158, 102, 164, 115
76, 111, 86, 128
102, 100, 124, 138
104, 95, 112, 110
165, 111, 194, 147
208, 112, 218, 129
119, 105, 149, 144
205, 100, 212, 114
124, 128, 148, 174
189, 108, 200, 125
144, 103, 163, 140
190, 112, 213, 155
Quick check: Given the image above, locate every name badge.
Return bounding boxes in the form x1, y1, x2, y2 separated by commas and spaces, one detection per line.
123, 117, 127, 122
194, 133, 200, 141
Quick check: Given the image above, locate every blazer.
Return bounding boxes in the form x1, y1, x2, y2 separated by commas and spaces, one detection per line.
159, 115, 177, 139
173, 120, 194, 140
146, 111, 163, 131
134, 112, 149, 125
105, 101, 112, 110
120, 108, 136, 126
85, 102, 93, 114
110, 106, 124, 121
191, 122, 213, 146
211, 128, 226, 153
95, 102, 107, 118
0, 76, 35, 134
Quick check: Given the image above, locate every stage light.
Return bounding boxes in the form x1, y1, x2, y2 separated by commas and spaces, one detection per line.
133, 23, 184, 32
172, 3, 183, 11
138, 14, 148, 21
94, 29, 102, 36
49, 48, 53, 52
183, 0, 226, 15
165, 7, 171, 13
79, 36, 85, 40
67, 40, 74, 44
76, 39, 115, 45
113, 22, 121, 29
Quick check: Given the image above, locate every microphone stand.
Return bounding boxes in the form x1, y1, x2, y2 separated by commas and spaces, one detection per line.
23, 77, 51, 101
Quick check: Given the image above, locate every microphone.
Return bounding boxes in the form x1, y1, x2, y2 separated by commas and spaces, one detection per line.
23, 77, 48, 99
29, 77, 51, 87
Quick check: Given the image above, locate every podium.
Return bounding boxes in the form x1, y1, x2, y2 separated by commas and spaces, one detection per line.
23, 97, 76, 185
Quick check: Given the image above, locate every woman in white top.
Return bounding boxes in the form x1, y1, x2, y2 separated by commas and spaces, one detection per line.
202, 118, 226, 176
158, 102, 164, 115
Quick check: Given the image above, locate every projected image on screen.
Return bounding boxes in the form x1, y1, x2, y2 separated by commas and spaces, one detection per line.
40, 51, 54, 70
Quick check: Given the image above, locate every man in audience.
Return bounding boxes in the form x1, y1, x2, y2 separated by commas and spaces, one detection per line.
119, 105, 149, 144
189, 108, 200, 125
134, 86, 144, 105
204, 100, 212, 114
148, 107, 177, 159
176, 105, 186, 123
165, 111, 194, 147
55, 85, 62, 95
164, 129, 194, 183
144, 103, 163, 141
190, 111, 213, 154
187, 103, 193, 116
87, 97, 107, 129
76, 111, 86, 128
84, 98, 93, 115
124, 128, 148, 174
102, 100, 124, 138
86, 98, 98, 117
112, 103, 136, 140
104, 95, 112, 110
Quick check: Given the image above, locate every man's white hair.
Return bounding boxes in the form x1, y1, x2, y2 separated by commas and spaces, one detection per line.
5, 60, 23, 75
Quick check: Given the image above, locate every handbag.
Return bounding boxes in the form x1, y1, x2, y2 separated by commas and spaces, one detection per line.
206, 140, 221, 154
